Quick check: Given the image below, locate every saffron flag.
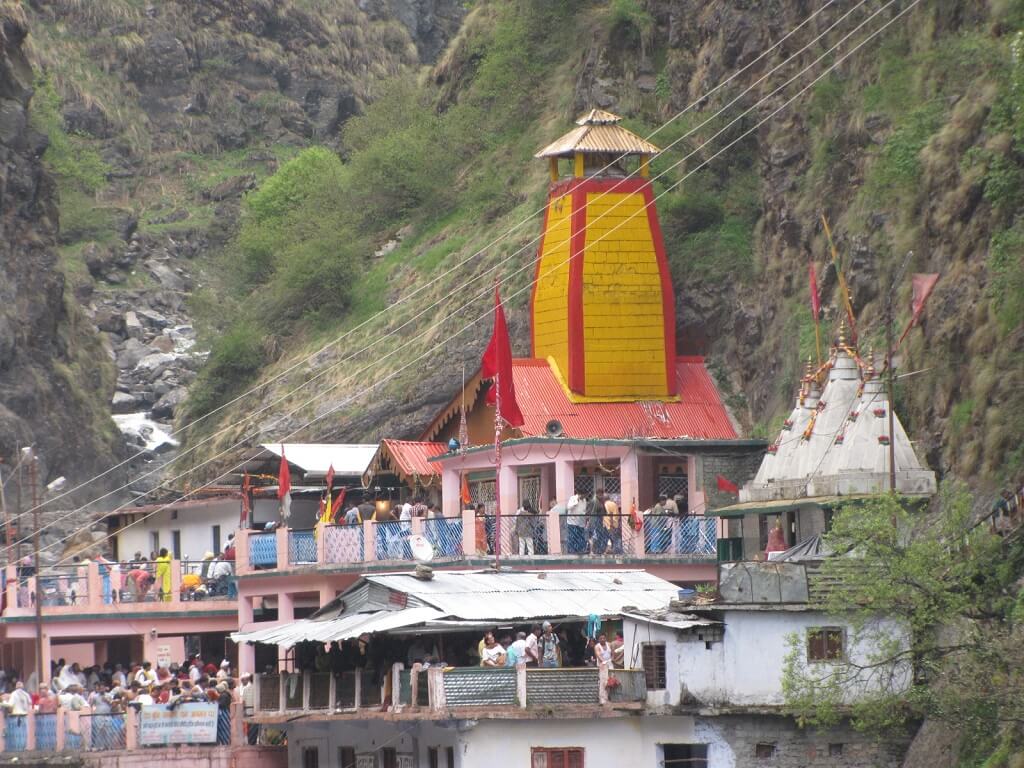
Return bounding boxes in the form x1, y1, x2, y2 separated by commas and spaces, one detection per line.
897, 273, 940, 346
480, 287, 525, 428
460, 474, 472, 506
277, 445, 292, 520
809, 263, 820, 321
319, 464, 336, 524
716, 475, 739, 494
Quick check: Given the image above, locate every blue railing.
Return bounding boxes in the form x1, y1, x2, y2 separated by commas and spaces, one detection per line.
288, 530, 317, 564
3, 714, 25, 751
645, 515, 717, 555
249, 532, 277, 568
36, 713, 57, 750
424, 517, 464, 558
87, 713, 127, 750
374, 521, 412, 561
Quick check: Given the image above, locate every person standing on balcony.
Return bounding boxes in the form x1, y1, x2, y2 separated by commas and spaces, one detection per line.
593, 634, 613, 668
524, 624, 541, 667
474, 504, 489, 556
566, 494, 587, 554
539, 622, 561, 668
604, 495, 622, 554
155, 548, 172, 602
515, 499, 540, 555
480, 633, 506, 667
587, 492, 608, 555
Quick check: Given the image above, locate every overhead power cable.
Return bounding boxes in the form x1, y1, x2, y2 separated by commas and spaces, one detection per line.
22, 0, 842, 516
8, 0, 876, 539
36, 0, 924, 566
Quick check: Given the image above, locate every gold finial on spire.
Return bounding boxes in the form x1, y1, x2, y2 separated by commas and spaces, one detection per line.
804, 356, 814, 379
865, 345, 876, 378
837, 319, 848, 348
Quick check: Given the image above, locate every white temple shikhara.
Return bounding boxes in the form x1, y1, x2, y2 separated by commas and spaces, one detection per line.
742, 325, 937, 503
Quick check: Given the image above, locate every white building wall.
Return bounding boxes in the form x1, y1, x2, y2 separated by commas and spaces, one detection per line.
116, 498, 239, 560
624, 610, 910, 708
285, 717, 705, 768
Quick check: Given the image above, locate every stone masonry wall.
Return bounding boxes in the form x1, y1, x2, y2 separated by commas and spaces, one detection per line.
697, 714, 913, 768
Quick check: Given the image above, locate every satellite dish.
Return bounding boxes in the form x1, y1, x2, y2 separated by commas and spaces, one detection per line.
545, 419, 564, 438
409, 535, 434, 562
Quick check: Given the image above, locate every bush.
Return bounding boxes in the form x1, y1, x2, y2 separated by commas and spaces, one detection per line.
187, 325, 267, 417
987, 224, 1024, 333
30, 77, 110, 194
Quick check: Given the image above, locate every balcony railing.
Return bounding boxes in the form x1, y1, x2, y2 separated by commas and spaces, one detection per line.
2, 559, 237, 618
252, 663, 645, 719
237, 510, 718, 575
0, 701, 250, 753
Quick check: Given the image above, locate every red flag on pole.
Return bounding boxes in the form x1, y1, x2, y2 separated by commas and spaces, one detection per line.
481, 287, 525, 428
460, 474, 472, 506
277, 445, 292, 520
809, 263, 820, 321
716, 475, 739, 494
898, 273, 940, 346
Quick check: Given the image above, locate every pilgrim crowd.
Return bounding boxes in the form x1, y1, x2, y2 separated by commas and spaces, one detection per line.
0, 655, 254, 749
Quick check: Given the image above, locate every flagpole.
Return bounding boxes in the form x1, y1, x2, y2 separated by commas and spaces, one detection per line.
494, 373, 502, 570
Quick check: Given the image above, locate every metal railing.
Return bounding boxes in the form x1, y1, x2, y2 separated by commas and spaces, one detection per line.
39, 566, 89, 606
323, 525, 364, 564
423, 517, 464, 558
249, 532, 278, 568
253, 664, 645, 717
643, 515, 718, 555
288, 530, 317, 564
372, 521, 412, 561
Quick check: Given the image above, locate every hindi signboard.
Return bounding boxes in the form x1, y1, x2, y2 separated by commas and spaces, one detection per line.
139, 703, 218, 746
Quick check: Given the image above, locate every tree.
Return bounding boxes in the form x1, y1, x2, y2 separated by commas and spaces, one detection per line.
782, 484, 1024, 741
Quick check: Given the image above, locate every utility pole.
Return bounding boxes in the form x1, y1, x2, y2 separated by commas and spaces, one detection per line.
886, 296, 897, 493
29, 452, 44, 688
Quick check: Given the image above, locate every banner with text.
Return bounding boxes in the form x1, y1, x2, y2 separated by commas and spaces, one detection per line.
139, 703, 218, 746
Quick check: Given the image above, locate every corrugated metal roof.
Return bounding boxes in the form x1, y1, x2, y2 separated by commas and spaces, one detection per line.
378, 440, 447, 479
361, 569, 679, 621
234, 570, 681, 647
509, 358, 737, 440
259, 444, 378, 478
621, 611, 720, 631
232, 607, 446, 647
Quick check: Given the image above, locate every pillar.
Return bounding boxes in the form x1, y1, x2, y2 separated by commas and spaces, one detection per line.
687, 456, 707, 515
40, 635, 52, 688
275, 527, 289, 568
125, 707, 138, 750
278, 592, 295, 623
235, 529, 251, 575
620, 449, 643, 555
230, 700, 245, 746
316, 522, 328, 565
573, 152, 584, 178
498, 464, 518, 556
539, 465, 553, 508
361, 519, 376, 561
461, 508, 476, 555
87, 562, 102, 608
548, 157, 558, 182
318, 584, 335, 609
170, 559, 182, 603
238, 596, 255, 674
554, 458, 575, 504
441, 467, 460, 518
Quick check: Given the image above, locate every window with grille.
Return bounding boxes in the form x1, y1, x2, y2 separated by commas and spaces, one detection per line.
755, 743, 777, 758
807, 627, 845, 662
339, 748, 356, 768
642, 643, 667, 690
381, 748, 397, 768
574, 475, 594, 496
531, 748, 584, 768
301, 747, 319, 768
661, 744, 708, 768
658, 474, 688, 509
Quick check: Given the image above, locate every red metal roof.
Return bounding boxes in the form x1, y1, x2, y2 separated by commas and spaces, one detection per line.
380, 440, 448, 478
509, 357, 737, 440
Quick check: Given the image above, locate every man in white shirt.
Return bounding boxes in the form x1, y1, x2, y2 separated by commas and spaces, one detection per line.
216, 661, 231, 681
9, 682, 32, 715
509, 632, 528, 665
189, 659, 203, 684
566, 494, 587, 554
524, 624, 541, 667
112, 664, 127, 689
135, 662, 156, 686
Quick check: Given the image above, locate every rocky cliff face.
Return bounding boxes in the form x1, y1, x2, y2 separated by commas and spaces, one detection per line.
0, 8, 122, 504
571, 0, 1023, 490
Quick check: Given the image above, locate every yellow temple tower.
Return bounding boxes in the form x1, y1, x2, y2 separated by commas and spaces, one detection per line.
530, 109, 677, 401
